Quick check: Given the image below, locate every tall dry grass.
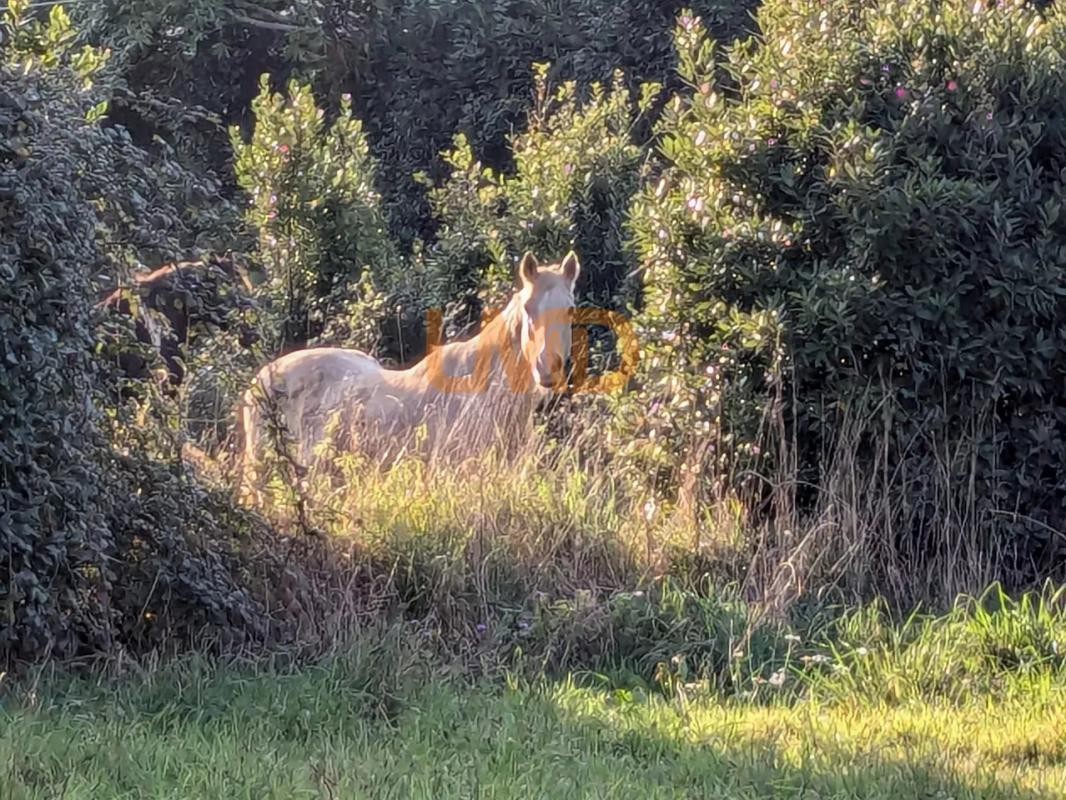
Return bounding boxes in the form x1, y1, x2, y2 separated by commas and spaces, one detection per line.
211, 385, 1034, 639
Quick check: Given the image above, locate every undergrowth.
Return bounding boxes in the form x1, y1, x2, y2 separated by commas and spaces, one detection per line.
6, 582, 1065, 709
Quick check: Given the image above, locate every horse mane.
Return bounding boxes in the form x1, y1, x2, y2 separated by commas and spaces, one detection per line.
417, 292, 528, 394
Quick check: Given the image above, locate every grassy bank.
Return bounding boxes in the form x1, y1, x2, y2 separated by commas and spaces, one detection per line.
3, 590, 1064, 799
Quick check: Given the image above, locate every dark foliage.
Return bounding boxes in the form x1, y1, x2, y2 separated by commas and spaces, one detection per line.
0, 12, 327, 666
96, 256, 259, 387
80, 0, 758, 250
630, 1, 1066, 587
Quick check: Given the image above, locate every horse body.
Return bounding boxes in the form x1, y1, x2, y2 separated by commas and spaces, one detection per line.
239, 252, 580, 499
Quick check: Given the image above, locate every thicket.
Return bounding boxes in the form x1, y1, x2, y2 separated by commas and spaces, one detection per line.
0, 3, 337, 666
9, 0, 1066, 670
78, 0, 757, 248
628, 0, 1066, 594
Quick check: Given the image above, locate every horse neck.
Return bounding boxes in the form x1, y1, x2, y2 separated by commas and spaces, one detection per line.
408, 296, 528, 396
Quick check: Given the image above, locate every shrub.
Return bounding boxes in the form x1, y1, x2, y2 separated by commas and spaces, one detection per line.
423, 64, 658, 328
628, 1, 1066, 594
0, 4, 327, 665
231, 77, 401, 353
0, 3, 115, 661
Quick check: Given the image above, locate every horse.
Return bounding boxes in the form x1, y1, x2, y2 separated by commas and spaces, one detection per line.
237, 251, 580, 502
96, 254, 259, 388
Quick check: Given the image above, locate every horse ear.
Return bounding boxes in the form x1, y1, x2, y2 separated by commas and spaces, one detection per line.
560, 250, 581, 287
518, 251, 539, 287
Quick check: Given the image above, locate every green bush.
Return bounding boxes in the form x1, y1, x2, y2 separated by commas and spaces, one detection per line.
423, 64, 657, 333
0, 3, 115, 661
629, 1, 1066, 588
231, 77, 400, 353
0, 4, 321, 664
81, 1, 757, 251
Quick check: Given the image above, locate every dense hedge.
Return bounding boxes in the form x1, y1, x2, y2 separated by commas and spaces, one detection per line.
0, 6, 321, 665
629, 0, 1066, 585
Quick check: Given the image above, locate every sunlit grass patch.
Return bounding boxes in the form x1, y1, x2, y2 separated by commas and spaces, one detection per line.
540, 682, 1066, 798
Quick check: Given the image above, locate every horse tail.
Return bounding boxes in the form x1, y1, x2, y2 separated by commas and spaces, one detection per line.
236, 377, 266, 504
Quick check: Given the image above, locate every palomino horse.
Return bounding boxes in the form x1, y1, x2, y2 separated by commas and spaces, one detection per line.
238, 251, 580, 501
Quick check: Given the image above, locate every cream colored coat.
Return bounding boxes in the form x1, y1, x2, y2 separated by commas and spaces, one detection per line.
238, 253, 579, 496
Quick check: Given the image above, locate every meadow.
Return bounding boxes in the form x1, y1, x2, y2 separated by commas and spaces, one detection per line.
4, 592, 1065, 799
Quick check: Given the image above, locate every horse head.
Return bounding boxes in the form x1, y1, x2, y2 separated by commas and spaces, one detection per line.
515, 250, 581, 391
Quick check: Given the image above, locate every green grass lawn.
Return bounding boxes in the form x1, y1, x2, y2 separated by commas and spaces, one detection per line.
2, 652, 1064, 800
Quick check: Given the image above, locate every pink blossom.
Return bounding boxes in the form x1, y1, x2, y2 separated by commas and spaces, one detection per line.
946, 79, 958, 92
894, 86, 907, 100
